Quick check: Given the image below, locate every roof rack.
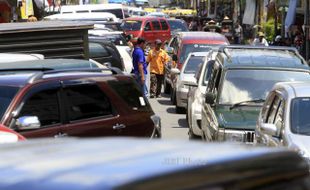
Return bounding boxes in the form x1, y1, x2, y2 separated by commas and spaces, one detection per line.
218, 45, 306, 64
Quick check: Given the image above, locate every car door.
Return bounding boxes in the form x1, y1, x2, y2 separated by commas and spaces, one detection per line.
143, 21, 154, 42
60, 80, 119, 137
12, 82, 63, 138
159, 19, 170, 42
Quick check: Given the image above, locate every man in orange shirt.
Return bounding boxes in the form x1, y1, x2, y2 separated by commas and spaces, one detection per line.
147, 39, 169, 98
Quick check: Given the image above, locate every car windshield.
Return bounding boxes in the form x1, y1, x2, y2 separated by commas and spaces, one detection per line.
0, 86, 19, 119
121, 20, 142, 31
180, 44, 212, 64
219, 70, 310, 105
168, 20, 188, 32
291, 98, 310, 135
184, 56, 204, 74
89, 34, 127, 46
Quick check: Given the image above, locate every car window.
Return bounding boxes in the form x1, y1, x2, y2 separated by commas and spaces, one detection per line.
183, 56, 204, 74
267, 96, 281, 124
64, 85, 113, 121
19, 89, 60, 127
152, 20, 161, 30
274, 99, 284, 136
291, 97, 310, 135
121, 20, 142, 31
89, 43, 110, 57
180, 44, 212, 64
207, 62, 221, 94
108, 79, 152, 112
168, 20, 188, 32
261, 93, 275, 123
0, 86, 19, 120
203, 60, 214, 86
160, 20, 169, 30
144, 22, 151, 31
89, 34, 127, 46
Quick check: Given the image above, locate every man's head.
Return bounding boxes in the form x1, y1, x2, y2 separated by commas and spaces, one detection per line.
137, 37, 146, 49
155, 39, 162, 50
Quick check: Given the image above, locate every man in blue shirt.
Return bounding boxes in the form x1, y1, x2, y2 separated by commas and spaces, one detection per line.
132, 37, 148, 97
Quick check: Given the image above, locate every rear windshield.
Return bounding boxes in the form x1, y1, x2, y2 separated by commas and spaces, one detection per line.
184, 56, 204, 74
180, 44, 212, 64
168, 20, 188, 32
121, 20, 142, 31
108, 79, 153, 112
0, 86, 19, 119
89, 34, 127, 46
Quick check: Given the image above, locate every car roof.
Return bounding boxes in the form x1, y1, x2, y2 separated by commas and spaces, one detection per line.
44, 12, 118, 21
274, 81, 310, 98
220, 47, 309, 70
178, 32, 229, 44
0, 53, 44, 62
0, 138, 306, 190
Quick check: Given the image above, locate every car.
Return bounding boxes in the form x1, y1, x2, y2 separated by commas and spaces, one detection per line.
121, 17, 171, 44
255, 81, 310, 161
89, 30, 133, 73
0, 138, 308, 189
164, 32, 229, 94
0, 66, 161, 139
44, 12, 119, 22
170, 52, 210, 113
201, 46, 310, 143
89, 40, 125, 71
0, 53, 44, 63
187, 51, 218, 139
167, 18, 189, 36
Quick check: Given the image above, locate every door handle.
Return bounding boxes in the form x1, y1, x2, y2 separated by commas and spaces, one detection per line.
54, 132, 68, 138
113, 123, 126, 130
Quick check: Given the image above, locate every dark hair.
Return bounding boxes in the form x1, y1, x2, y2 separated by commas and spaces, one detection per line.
137, 37, 146, 45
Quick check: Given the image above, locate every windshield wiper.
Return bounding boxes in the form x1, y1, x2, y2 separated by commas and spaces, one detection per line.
229, 99, 265, 110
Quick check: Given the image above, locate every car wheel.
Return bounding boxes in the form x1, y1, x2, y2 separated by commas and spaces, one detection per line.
170, 89, 176, 105
164, 80, 171, 94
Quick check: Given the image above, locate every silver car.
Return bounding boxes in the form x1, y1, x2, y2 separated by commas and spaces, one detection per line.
171, 52, 209, 113
187, 51, 218, 139
255, 81, 310, 160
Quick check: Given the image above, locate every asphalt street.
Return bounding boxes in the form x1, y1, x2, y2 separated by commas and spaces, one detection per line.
148, 93, 189, 140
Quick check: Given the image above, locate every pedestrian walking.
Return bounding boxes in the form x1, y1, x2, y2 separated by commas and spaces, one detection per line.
147, 39, 169, 98
252, 32, 269, 46
132, 37, 148, 97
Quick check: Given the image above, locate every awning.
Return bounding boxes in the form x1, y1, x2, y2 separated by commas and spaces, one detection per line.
285, 0, 297, 32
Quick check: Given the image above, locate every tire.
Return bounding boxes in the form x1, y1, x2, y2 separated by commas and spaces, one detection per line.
170, 89, 176, 105
164, 80, 171, 94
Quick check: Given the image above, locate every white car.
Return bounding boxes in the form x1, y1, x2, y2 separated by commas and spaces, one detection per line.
0, 53, 44, 63
44, 12, 119, 22
187, 51, 217, 139
255, 81, 310, 160
171, 52, 209, 113
88, 30, 133, 73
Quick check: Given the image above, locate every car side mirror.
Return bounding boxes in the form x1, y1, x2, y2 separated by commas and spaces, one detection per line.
261, 123, 278, 137
16, 116, 41, 130
104, 62, 112, 67
205, 92, 216, 104
171, 68, 180, 75
166, 47, 174, 55
172, 54, 178, 62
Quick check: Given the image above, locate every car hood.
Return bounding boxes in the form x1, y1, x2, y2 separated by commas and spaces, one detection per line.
289, 134, 310, 157
216, 105, 261, 130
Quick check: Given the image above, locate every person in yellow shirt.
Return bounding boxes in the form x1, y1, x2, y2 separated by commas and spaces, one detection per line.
147, 39, 170, 98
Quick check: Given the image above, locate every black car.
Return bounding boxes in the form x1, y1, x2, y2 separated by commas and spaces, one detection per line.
89, 40, 124, 71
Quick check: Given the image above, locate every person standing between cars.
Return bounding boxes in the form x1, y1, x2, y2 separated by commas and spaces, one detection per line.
252, 32, 269, 46
147, 39, 169, 98
132, 37, 148, 97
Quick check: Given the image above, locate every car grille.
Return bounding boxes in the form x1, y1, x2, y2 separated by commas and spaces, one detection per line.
245, 131, 255, 143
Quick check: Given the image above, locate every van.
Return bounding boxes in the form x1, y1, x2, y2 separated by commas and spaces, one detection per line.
60, 4, 130, 19
122, 17, 171, 44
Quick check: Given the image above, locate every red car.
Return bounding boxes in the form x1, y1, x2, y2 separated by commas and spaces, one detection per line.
0, 124, 25, 142
121, 17, 171, 44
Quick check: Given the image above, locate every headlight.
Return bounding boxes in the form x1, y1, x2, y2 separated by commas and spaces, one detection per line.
218, 129, 253, 143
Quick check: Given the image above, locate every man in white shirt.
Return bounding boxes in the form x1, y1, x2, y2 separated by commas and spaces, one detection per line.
252, 32, 269, 46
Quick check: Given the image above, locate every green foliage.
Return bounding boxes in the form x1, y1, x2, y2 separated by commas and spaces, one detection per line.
262, 19, 276, 42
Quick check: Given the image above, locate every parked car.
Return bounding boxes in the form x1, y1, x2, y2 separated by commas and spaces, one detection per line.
170, 52, 210, 113
164, 32, 229, 94
0, 66, 160, 139
0, 53, 44, 63
167, 18, 189, 36
255, 81, 310, 160
187, 51, 218, 139
0, 138, 308, 190
201, 46, 310, 143
89, 40, 125, 71
89, 30, 133, 73
121, 17, 171, 44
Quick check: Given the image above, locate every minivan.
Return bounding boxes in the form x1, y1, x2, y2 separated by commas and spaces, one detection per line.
122, 17, 171, 44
